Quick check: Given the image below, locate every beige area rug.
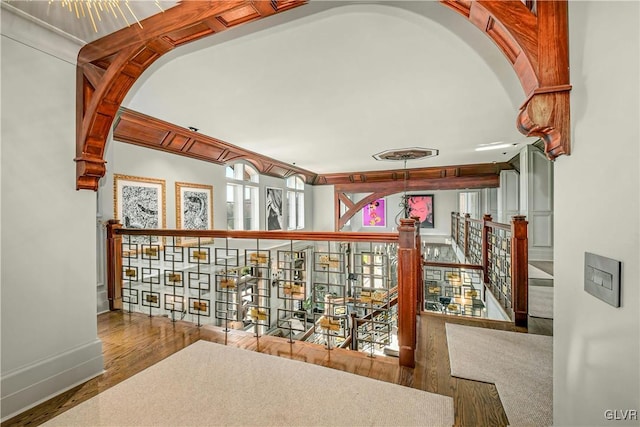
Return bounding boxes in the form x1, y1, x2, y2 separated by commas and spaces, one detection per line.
446, 323, 552, 427
529, 286, 554, 319
43, 340, 454, 427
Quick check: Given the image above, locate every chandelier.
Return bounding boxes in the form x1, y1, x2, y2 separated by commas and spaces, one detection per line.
52, 0, 164, 33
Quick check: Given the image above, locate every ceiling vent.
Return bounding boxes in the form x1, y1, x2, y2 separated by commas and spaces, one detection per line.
372, 147, 439, 162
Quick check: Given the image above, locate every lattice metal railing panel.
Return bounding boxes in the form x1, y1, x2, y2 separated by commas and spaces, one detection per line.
356, 304, 397, 356
115, 231, 402, 356
467, 220, 482, 265
119, 236, 274, 328
487, 226, 513, 317
423, 264, 485, 318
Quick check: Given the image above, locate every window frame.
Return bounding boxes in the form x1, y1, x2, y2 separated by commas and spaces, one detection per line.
226, 163, 259, 230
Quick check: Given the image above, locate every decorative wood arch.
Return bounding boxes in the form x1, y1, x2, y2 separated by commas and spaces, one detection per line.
75, 0, 307, 190
440, 0, 571, 159
75, 0, 570, 190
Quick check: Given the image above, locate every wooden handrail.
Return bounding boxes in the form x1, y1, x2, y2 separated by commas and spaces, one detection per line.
423, 261, 483, 270
486, 221, 511, 231
114, 227, 399, 243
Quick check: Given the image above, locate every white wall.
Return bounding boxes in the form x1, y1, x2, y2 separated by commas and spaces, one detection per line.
101, 141, 314, 232
499, 169, 519, 223
339, 190, 457, 239
554, 2, 639, 425
312, 185, 335, 231
519, 145, 554, 261
101, 142, 227, 229
0, 14, 103, 420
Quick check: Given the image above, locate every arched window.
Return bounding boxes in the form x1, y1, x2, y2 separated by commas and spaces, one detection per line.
286, 176, 305, 230
226, 163, 259, 230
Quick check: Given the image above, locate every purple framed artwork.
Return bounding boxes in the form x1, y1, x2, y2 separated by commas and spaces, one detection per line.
406, 194, 434, 228
362, 198, 386, 227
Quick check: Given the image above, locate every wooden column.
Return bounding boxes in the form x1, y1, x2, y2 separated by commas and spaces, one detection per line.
415, 223, 424, 313
451, 212, 456, 243
511, 215, 529, 327
106, 220, 123, 311
398, 218, 418, 368
453, 212, 460, 245
463, 213, 471, 260
482, 214, 493, 285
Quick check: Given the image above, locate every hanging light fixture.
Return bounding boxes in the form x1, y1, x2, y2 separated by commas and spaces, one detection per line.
372, 147, 439, 225
51, 0, 165, 33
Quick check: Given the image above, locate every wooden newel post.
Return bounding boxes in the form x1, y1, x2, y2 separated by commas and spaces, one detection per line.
511, 215, 528, 327
451, 212, 456, 243
482, 214, 492, 285
106, 219, 123, 311
413, 218, 424, 313
463, 213, 471, 260
398, 218, 418, 368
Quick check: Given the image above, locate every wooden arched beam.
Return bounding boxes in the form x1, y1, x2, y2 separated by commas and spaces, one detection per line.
75, 0, 307, 190
76, 0, 570, 190
440, 0, 571, 159
334, 165, 503, 230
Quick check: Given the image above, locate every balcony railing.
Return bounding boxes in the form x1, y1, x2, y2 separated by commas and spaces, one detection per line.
450, 213, 529, 326
106, 218, 421, 367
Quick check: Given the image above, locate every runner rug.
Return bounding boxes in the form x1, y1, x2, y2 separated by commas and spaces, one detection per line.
43, 340, 454, 426
446, 323, 552, 426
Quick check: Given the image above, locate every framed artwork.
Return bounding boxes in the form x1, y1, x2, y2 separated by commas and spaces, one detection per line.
265, 187, 284, 231
362, 198, 386, 227
114, 174, 166, 246
405, 194, 434, 229
176, 182, 214, 246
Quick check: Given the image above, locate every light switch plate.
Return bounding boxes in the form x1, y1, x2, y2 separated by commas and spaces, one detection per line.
584, 252, 621, 307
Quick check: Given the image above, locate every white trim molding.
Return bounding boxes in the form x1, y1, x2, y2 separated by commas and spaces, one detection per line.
1, 339, 104, 421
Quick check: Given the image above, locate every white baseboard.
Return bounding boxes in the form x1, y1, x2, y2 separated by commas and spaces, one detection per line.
1, 339, 104, 422
97, 289, 109, 314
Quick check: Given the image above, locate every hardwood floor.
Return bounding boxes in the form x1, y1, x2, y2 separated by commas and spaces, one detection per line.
2, 311, 546, 427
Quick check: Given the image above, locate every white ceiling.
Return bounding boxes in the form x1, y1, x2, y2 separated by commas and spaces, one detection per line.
3, 0, 537, 175
2, 0, 177, 44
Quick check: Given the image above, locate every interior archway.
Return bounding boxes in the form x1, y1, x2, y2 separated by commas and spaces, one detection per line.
76, 0, 570, 190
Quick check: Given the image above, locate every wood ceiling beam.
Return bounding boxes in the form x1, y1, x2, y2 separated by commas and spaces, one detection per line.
113, 108, 318, 183
334, 174, 501, 193
317, 162, 512, 188
333, 173, 500, 231
114, 107, 511, 187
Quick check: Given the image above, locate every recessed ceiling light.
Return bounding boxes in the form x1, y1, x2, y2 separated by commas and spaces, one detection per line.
475, 142, 513, 152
